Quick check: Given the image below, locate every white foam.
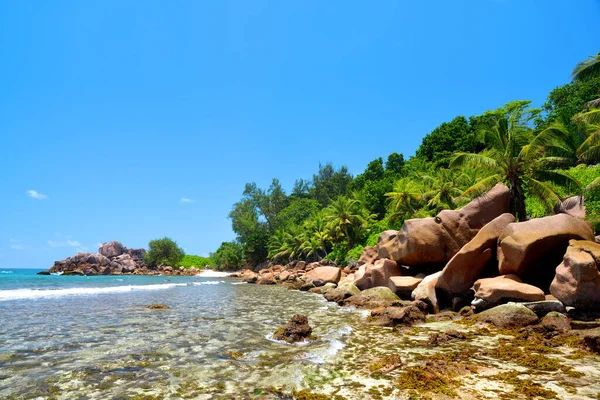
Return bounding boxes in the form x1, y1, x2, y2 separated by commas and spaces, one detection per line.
1, 271, 13, 274
0, 283, 188, 301
231, 282, 247, 285
192, 281, 220, 285
194, 270, 231, 278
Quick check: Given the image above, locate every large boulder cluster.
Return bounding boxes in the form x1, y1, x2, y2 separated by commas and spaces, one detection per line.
42, 241, 199, 276
236, 183, 600, 330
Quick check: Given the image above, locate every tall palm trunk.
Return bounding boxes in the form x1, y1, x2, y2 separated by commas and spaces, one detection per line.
509, 178, 527, 221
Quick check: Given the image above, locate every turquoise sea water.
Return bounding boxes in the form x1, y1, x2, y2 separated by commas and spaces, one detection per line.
0, 268, 371, 399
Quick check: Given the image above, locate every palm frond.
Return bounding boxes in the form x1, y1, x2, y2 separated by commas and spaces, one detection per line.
572, 52, 600, 82
450, 152, 500, 170
532, 170, 582, 193
585, 176, 600, 193
455, 174, 503, 203
527, 178, 564, 213
575, 109, 600, 125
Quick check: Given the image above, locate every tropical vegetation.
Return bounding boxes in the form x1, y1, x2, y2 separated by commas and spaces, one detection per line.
195, 52, 600, 270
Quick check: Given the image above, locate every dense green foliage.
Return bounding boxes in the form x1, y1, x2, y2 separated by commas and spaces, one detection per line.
144, 237, 185, 267
211, 241, 243, 270
178, 254, 214, 269
217, 52, 600, 267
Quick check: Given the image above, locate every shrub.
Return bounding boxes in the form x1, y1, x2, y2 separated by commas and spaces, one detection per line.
178, 254, 214, 269
144, 237, 185, 267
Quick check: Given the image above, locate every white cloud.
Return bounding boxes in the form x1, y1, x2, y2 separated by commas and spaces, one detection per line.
48, 240, 82, 248
26, 190, 48, 200
10, 244, 30, 250
180, 198, 195, 203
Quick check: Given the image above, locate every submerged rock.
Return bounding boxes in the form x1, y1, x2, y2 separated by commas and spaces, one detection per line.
145, 304, 170, 310
371, 305, 426, 327
273, 314, 313, 343
323, 283, 360, 303
342, 286, 403, 309
477, 303, 539, 328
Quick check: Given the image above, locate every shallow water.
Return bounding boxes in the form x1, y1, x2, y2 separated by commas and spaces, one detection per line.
1, 269, 600, 399
0, 270, 369, 399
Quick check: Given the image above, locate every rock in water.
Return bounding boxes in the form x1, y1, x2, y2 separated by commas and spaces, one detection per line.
477, 303, 539, 328
304, 266, 341, 287
472, 275, 545, 311
550, 240, 600, 310
378, 183, 510, 266
273, 315, 313, 343
498, 214, 594, 290
436, 213, 515, 297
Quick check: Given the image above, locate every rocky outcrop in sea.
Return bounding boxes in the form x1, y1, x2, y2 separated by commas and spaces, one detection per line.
39, 241, 200, 276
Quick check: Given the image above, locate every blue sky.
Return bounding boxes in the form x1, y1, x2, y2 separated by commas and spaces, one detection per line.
1, 1, 598, 269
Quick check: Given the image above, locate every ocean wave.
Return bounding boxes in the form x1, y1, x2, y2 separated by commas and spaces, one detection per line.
231, 282, 247, 285
0, 283, 189, 301
192, 281, 221, 286
1, 270, 14, 274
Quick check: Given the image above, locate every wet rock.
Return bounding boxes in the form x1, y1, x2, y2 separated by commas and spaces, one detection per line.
36, 270, 50, 275
298, 282, 315, 291
436, 213, 515, 297
577, 328, 600, 354
358, 245, 378, 264
99, 241, 125, 258
522, 300, 567, 318
273, 314, 313, 343
411, 271, 441, 314
498, 214, 594, 290
342, 286, 404, 309
353, 258, 402, 290
304, 266, 341, 287
257, 273, 277, 285
477, 303, 539, 328
427, 330, 466, 346
472, 275, 545, 311
371, 305, 426, 327
145, 304, 170, 310
323, 283, 360, 303
550, 240, 600, 310
241, 270, 258, 283
388, 276, 424, 299
381, 184, 509, 266
540, 312, 571, 333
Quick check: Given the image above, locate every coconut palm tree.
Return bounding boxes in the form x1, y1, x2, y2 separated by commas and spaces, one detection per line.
451, 101, 581, 221
572, 52, 600, 109
385, 177, 422, 217
324, 196, 370, 248
572, 52, 600, 82
420, 169, 463, 212
303, 212, 332, 257
532, 117, 600, 166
